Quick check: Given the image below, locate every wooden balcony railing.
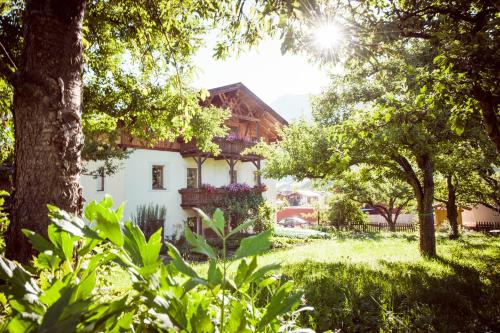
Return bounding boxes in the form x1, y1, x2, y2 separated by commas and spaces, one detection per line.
179, 186, 265, 208
180, 138, 259, 159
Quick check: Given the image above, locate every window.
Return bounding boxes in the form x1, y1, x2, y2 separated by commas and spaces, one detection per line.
187, 168, 197, 188
229, 170, 238, 183
187, 217, 197, 233
96, 169, 104, 192
152, 165, 165, 190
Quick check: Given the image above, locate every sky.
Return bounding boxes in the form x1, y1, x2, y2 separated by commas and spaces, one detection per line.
192, 37, 330, 106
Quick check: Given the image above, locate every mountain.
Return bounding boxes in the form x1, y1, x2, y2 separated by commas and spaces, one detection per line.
270, 94, 312, 122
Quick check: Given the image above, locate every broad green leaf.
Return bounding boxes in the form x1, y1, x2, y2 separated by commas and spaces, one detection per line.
258, 281, 302, 328
207, 259, 222, 287
226, 301, 248, 333
193, 208, 222, 238
212, 209, 225, 236
166, 243, 200, 279
227, 219, 254, 238
184, 227, 217, 259
233, 230, 272, 259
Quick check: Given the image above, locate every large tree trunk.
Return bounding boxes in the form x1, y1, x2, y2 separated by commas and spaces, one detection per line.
5, 0, 86, 263
472, 85, 500, 153
395, 154, 436, 257
416, 155, 436, 257
446, 175, 459, 239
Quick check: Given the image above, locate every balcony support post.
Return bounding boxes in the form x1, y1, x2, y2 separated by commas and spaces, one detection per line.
192, 155, 207, 188
251, 158, 262, 186
225, 157, 238, 184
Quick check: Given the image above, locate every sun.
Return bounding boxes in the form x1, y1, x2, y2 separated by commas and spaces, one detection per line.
313, 22, 344, 50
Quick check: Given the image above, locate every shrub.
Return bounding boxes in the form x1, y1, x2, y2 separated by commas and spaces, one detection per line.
0, 195, 310, 332
0, 190, 9, 253
326, 194, 367, 228
255, 201, 276, 233
131, 203, 166, 241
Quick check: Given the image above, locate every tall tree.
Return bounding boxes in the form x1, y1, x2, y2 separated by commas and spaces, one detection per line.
335, 167, 414, 231
434, 140, 499, 238
0, 0, 299, 263
259, 42, 466, 256
282, 0, 500, 152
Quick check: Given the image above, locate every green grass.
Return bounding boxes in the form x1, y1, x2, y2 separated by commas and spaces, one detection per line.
272, 232, 500, 332
110, 231, 500, 332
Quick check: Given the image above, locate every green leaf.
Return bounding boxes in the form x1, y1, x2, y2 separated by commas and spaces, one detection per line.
226, 301, 247, 333
166, 243, 201, 279
22, 229, 55, 254
212, 209, 225, 236
207, 259, 222, 287
258, 281, 303, 328
233, 230, 272, 259
227, 219, 254, 238
184, 227, 217, 259
193, 208, 223, 238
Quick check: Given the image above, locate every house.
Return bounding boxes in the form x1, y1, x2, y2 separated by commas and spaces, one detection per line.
81, 83, 287, 238
276, 189, 323, 226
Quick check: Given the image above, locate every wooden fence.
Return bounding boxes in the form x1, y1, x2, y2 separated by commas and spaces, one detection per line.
334, 223, 417, 233
464, 221, 500, 233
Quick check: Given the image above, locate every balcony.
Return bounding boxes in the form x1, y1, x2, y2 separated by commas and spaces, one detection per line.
180, 138, 259, 161
179, 185, 266, 208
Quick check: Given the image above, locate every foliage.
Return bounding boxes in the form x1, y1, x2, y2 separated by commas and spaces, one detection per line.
333, 167, 414, 227
221, 184, 265, 229
0, 190, 8, 253
270, 236, 315, 250
279, 233, 500, 332
326, 194, 367, 228
0, 196, 310, 332
131, 203, 167, 241
254, 201, 276, 234
273, 227, 329, 240
281, 0, 500, 151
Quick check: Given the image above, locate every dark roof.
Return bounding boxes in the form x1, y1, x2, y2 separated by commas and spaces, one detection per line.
209, 82, 288, 126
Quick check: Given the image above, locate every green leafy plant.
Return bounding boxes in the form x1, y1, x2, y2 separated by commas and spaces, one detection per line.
0, 190, 9, 253
0, 195, 311, 332
131, 203, 166, 241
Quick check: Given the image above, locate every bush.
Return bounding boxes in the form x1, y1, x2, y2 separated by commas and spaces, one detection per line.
0, 190, 9, 253
254, 201, 276, 233
326, 194, 367, 228
131, 203, 166, 240
0, 196, 310, 332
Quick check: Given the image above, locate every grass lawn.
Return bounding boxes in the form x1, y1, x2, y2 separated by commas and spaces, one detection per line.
268, 232, 500, 332
110, 231, 500, 332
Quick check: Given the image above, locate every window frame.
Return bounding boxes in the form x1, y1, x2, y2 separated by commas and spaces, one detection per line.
151, 164, 167, 191
186, 167, 198, 189
96, 169, 105, 192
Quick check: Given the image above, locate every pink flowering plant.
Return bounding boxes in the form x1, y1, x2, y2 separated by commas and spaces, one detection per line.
222, 182, 252, 193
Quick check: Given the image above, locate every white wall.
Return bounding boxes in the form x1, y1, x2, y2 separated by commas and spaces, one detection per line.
81, 149, 278, 238
367, 214, 416, 224
461, 204, 500, 225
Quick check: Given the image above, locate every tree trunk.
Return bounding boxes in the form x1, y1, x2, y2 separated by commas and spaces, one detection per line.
5, 0, 86, 263
417, 155, 436, 257
395, 154, 436, 257
446, 175, 459, 239
472, 84, 500, 153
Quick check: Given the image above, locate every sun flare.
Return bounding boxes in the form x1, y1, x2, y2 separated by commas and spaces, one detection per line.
313, 22, 344, 50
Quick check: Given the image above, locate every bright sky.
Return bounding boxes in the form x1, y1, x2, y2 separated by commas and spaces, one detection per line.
192, 37, 330, 105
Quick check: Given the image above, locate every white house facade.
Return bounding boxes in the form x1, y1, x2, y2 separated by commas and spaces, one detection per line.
80, 83, 286, 238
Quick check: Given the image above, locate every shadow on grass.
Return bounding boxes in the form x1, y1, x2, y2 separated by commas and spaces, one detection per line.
284, 241, 500, 332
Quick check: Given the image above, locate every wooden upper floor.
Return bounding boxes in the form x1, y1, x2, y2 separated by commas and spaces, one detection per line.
120, 83, 288, 158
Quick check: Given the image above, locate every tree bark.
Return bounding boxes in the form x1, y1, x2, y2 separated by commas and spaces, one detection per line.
395, 154, 436, 257
416, 154, 436, 257
471, 84, 500, 153
446, 174, 459, 239
5, 0, 86, 263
